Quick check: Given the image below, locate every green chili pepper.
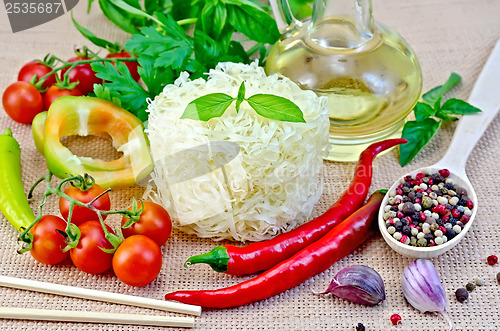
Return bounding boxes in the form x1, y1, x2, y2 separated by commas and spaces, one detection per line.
0, 128, 36, 231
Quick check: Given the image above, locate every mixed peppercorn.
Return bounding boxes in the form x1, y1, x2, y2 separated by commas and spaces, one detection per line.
382, 169, 473, 247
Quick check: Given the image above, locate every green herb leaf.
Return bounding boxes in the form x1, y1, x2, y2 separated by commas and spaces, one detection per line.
97, 0, 143, 33
235, 81, 245, 112
212, 2, 228, 39
93, 85, 123, 106
172, 0, 204, 21
400, 118, 441, 166
219, 41, 250, 64
246, 94, 306, 123
439, 98, 482, 115
288, 0, 313, 19
108, 0, 159, 24
137, 55, 174, 97
72, 12, 122, 53
435, 113, 458, 121
413, 102, 436, 122
144, 0, 169, 14
91, 61, 149, 121
193, 29, 224, 64
227, 3, 280, 44
125, 14, 193, 70
181, 94, 235, 121
87, 0, 94, 13
422, 73, 461, 104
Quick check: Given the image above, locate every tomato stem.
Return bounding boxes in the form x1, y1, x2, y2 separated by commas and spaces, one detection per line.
21, 172, 140, 253
33, 56, 138, 91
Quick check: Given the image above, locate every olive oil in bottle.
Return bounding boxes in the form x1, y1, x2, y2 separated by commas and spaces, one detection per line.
266, 0, 422, 161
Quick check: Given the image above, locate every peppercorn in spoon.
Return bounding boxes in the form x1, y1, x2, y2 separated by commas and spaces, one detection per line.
379, 39, 500, 258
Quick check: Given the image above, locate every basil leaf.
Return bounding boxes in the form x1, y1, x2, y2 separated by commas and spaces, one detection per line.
98, 0, 139, 33
108, 0, 158, 23
435, 112, 458, 122
201, 1, 215, 36
235, 81, 245, 112
172, 0, 204, 21
194, 29, 224, 64
200, 0, 228, 39
399, 118, 441, 166
422, 73, 461, 104
87, 0, 94, 13
413, 102, 435, 122
439, 98, 482, 115
144, 0, 170, 14
72, 12, 122, 52
181, 94, 235, 121
222, 0, 265, 10
246, 94, 305, 123
227, 4, 280, 44
213, 2, 228, 39
219, 41, 250, 64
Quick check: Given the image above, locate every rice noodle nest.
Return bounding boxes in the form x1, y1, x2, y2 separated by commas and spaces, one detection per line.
144, 61, 329, 242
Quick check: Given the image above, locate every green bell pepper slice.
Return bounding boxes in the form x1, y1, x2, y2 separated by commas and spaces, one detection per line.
32, 97, 154, 189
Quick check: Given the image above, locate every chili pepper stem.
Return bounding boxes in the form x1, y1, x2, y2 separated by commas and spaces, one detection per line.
184, 247, 230, 272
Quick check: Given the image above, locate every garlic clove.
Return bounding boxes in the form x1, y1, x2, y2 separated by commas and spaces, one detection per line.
402, 259, 452, 330
316, 265, 386, 306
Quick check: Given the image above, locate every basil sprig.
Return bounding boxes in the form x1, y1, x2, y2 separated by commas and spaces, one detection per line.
400, 73, 482, 166
180, 82, 306, 123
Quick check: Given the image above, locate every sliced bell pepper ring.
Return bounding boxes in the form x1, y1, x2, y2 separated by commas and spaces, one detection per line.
32, 96, 154, 189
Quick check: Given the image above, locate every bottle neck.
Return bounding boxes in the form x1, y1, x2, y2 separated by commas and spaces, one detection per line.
309, 0, 374, 49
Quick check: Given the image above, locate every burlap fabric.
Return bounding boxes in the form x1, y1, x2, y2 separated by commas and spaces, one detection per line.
0, 1, 499, 330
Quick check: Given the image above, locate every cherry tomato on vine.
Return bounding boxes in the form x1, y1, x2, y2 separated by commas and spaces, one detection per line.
60, 56, 101, 95
70, 220, 114, 274
18, 61, 56, 90
121, 202, 172, 247
29, 215, 69, 265
112, 235, 162, 287
43, 85, 83, 110
59, 184, 111, 226
2, 81, 44, 124
106, 52, 140, 82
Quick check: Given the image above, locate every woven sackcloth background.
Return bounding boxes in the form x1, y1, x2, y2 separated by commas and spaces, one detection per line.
0, 0, 499, 330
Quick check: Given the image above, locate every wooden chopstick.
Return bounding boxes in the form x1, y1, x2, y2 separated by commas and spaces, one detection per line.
0, 307, 195, 327
0, 275, 201, 316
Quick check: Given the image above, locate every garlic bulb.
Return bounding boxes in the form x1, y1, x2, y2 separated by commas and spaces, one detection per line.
315, 265, 386, 306
402, 259, 452, 330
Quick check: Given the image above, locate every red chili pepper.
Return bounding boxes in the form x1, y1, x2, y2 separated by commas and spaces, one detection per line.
184, 139, 406, 275
165, 190, 386, 308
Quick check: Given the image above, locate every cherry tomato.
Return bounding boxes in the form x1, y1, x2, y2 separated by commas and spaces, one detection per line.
43, 85, 83, 110
59, 184, 111, 226
106, 52, 140, 82
70, 221, 114, 274
112, 235, 162, 287
18, 61, 56, 90
29, 215, 69, 265
121, 202, 172, 247
60, 56, 101, 95
2, 81, 44, 124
